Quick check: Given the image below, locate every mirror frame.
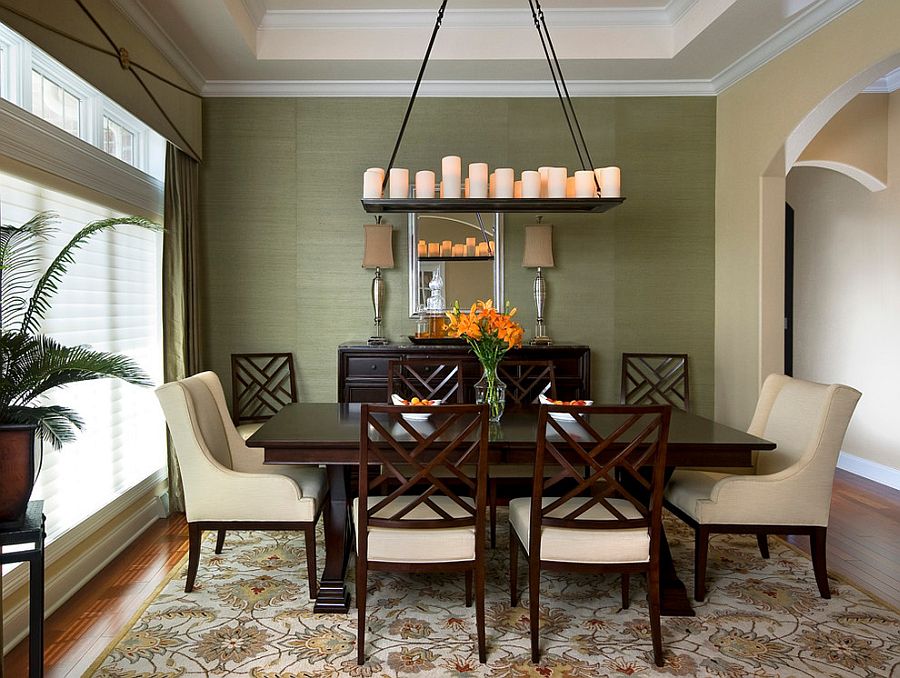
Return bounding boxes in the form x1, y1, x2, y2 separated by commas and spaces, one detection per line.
407, 212, 504, 317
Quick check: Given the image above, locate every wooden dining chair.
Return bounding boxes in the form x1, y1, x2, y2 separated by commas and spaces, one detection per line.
486, 360, 558, 548
509, 403, 671, 666
355, 403, 489, 665
231, 352, 298, 438
620, 353, 691, 412
387, 358, 466, 403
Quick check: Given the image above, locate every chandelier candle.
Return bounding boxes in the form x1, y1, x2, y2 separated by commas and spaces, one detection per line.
538, 166, 551, 197
415, 170, 435, 198
595, 166, 621, 198
495, 168, 515, 198
441, 155, 461, 198
363, 169, 383, 199
389, 168, 409, 198
575, 170, 596, 197
521, 171, 541, 198
469, 163, 488, 198
547, 167, 567, 198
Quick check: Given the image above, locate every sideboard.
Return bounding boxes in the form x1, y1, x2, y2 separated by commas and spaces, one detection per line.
338, 342, 591, 404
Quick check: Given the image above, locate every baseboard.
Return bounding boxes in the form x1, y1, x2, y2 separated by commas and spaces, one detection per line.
837, 451, 900, 491
2, 480, 165, 653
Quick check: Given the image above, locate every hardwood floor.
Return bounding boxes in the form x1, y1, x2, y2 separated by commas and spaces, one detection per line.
3, 469, 899, 676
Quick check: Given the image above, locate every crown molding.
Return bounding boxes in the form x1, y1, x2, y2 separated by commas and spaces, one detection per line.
863, 67, 900, 93
112, 0, 206, 93
202, 78, 715, 98
240, 0, 267, 26
259, 4, 698, 30
712, 0, 861, 93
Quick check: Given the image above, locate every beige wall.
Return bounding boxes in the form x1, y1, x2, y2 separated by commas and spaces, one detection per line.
715, 0, 900, 429
199, 97, 716, 411
797, 93, 889, 189
787, 91, 900, 473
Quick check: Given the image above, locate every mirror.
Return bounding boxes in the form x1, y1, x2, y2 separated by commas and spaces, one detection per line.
408, 212, 504, 316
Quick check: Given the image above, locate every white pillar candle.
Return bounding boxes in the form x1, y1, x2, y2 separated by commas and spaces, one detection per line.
489, 240, 495, 255
452, 244, 465, 257
417, 240, 427, 257
566, 176, 576, 198
574, 170, 596, 198
441, 240, 453, 256
442, 156, 462, 198
521, 170, 541, 198
465, 236, 476, 256
494, 167, 514, 198
547, 167, 567, 198
414, 170, 435, 198
538, 166, 551, 198
476, 242, 489, 256
489, 172, 496, 198
514, 180, 523, 198
595, 166, 621, 198
389, 167, 409, 198
464, 178, 470, 198
468, 162, 488, 198
428, 242, 440, 257
363, 169, 383, 199
439, 181, 444, 198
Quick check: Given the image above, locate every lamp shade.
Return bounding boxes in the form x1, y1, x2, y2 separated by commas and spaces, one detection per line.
521, 224, 554, 268
362, 223, 394, 269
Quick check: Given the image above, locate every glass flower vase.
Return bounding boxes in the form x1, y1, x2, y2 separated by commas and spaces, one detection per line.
474, 364, 506, 422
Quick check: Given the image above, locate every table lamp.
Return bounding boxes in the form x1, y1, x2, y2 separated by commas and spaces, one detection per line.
362, 222, 394, 345
522, 223, 554, 345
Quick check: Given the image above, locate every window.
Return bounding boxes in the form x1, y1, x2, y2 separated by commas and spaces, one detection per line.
0, 22, 164, 180
31, 69, 81, 136
0, 171, 165, 542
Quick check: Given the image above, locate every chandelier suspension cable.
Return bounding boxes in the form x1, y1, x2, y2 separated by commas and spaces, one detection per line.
528, 0, 600, 191
382, 0, 448, 190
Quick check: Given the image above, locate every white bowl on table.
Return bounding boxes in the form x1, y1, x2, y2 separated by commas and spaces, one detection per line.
538, 394, 593, 421
391, 394, 442, 420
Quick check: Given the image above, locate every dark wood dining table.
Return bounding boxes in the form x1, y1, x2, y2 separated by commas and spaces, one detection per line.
247, 402, 775, 616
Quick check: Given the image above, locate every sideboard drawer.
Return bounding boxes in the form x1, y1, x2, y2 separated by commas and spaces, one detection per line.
345, 356, 391, 378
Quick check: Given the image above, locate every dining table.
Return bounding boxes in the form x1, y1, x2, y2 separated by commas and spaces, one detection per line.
247, 402, 775, 616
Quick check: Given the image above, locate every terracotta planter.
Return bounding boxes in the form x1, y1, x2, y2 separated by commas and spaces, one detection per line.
0, 424, 37, 528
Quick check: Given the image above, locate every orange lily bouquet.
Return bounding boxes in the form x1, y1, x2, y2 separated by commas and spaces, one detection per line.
446, 299, 523, 420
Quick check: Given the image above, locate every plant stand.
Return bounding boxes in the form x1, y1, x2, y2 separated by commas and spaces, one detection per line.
0, 500, 45, 678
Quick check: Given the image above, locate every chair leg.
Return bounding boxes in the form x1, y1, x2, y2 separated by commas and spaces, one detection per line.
185, 523, 201, 593
304, 524, 318, 599
648, 566, 664, 667
810, 526, 831, 599
356, 560, 367, 665
694, 526, 710, 602
757, 534, 770, 559
214, 529, 226, 554
465, 570, 473, 608
621, 574, 630, 609
509, 531, 519, 606
489, 478, 498, 549
529, 555, 541, 664
476, 560, 487, 663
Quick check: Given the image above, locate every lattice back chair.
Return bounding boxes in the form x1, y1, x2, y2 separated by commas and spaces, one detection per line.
231, 353, 298, 438
498, 360, 557, 408
508, 404, 671, 666
620, 353, 691, 412
355, 404, 490, 665
486, 360, 558, 548
387, 358, 466, 403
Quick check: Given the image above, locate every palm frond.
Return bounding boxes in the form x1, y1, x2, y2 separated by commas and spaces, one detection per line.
7, 334, 153, 406
2, 404, 84, 449
18, 216, 161, 334
0, 212, 57, 331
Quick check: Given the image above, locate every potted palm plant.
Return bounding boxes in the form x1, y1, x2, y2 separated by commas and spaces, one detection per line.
0, 211, 161, 527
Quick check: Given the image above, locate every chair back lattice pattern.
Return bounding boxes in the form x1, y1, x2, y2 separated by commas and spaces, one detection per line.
498, 360, 557, 407
230, 353, 298, 425
532, 404, 671, 546
620, 353, 691, 412
359, 404, 489, 533
388, 359, 466, 403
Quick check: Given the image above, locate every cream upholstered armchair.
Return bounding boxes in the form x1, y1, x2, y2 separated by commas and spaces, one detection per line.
155, 371, 327, 596
665, 374, 861, 602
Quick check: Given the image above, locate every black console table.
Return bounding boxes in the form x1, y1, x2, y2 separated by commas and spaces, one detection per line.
338, 342, 591, 404
1, 500, 45, 678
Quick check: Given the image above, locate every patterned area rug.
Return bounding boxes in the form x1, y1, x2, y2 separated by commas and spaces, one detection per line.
89, 512, 900, 677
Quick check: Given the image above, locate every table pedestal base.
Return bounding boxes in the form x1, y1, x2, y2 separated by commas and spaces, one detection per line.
313, 465, 352, 614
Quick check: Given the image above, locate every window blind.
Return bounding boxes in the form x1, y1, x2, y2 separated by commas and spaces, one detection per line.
0, 170, 164, 542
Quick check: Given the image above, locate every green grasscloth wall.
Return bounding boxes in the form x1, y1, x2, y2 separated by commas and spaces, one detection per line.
199, 97, 715, 414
